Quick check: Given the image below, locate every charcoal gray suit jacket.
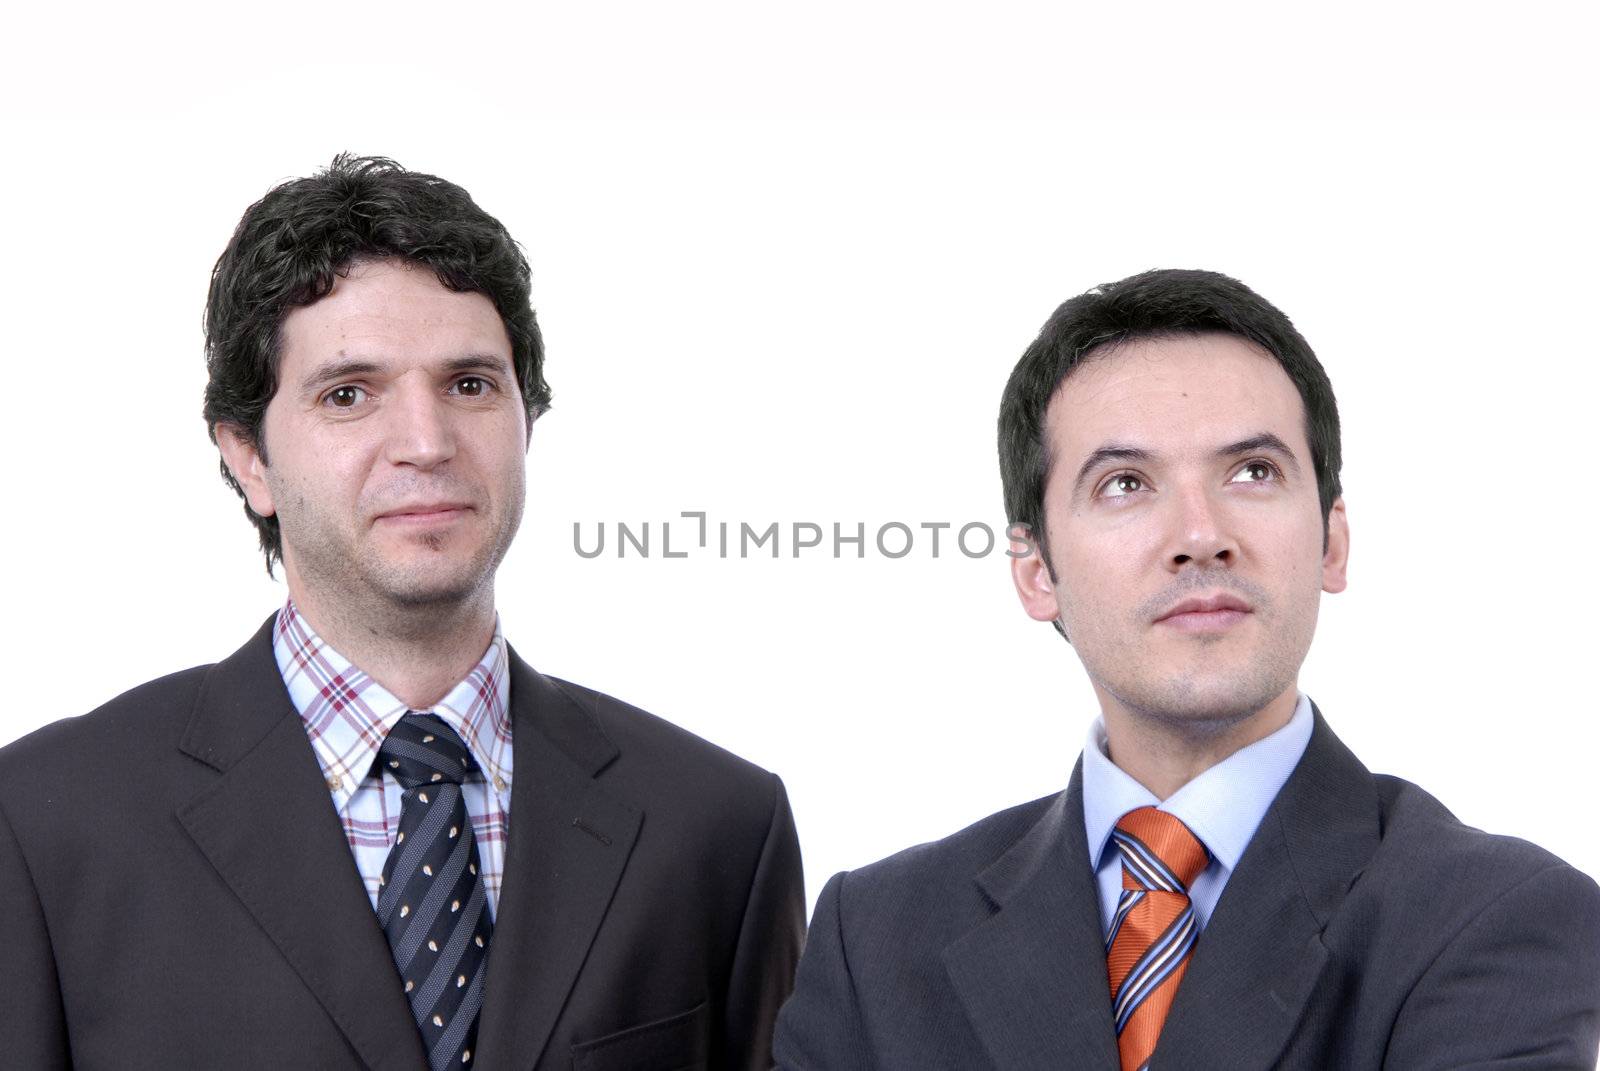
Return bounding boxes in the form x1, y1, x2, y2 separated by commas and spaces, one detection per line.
774, 709, 1600, 1069
0, 615, 804, 1070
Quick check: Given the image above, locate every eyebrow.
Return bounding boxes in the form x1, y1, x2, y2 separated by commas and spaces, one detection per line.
1069, 431, 1304, 499
1219, 432, 1303, 476
1070, 444, 1152, 501
298, 353, 514, 395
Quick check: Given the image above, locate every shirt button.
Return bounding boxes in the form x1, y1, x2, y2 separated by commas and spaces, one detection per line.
326, 775, 342, 791
493, 776, 507, 793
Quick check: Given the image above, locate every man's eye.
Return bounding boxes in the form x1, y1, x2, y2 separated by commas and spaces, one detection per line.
325, 385, 367, 408
1102, 473, 1145, 497
453, 376, 491, 397
1230, 460, 1279, 484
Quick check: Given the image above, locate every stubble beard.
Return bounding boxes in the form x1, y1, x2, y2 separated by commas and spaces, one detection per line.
1090, 653, 1296, 742
1066, 585, 1315, 744
279, 490, 524, 642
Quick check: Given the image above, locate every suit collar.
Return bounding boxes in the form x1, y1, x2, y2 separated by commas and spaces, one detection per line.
269, 598, 515, 818
175, 615, 624, 787
942, 766, 1122, 1069
175, 614, 427, 1070
1103, 694, 1316, 877
1263, 703, 1383, 927
942, 707, 1380, 1070
1152, 705, 1380, 1068
501, 648, 620, 777
175, 619, 646, 1071
177, 613, 294, 773
471, 649, 641, 1071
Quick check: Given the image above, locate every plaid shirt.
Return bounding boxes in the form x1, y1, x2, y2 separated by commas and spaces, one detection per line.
272, 601, 514, 920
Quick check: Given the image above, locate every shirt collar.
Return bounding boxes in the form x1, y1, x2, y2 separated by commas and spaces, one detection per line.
1082, 693, 1314, 875
272, 599, 513, 813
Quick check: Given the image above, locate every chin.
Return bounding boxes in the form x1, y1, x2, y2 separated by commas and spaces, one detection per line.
1107, 669, 1290, 732
386, 583, 482, 608
371, 559, 493, 608
1178, 679, 1289, 725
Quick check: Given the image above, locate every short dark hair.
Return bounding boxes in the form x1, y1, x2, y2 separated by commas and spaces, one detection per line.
999, 268, 1342, 566
202, 154, 550, 572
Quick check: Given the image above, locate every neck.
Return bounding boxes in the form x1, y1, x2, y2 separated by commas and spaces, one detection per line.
1098, 684, 1300, 800
285, 581, 498, 710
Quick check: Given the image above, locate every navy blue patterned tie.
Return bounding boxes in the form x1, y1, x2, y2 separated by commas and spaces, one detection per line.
377, 713, 493, 1070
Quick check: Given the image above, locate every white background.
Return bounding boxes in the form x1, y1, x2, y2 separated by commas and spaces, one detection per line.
2, 2, 1596, 914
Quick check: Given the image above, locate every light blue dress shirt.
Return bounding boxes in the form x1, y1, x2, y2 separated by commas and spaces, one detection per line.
1082, 693, 1314, 935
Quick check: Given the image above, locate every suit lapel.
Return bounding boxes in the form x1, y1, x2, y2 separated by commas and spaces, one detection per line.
943, 769, 1121, 1070
175, 615, 426, 1071
471, 653, 642, 1071
1153, 709, 1380, 1069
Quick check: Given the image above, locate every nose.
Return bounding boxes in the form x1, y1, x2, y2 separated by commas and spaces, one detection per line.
1164, 482, 1238, 571
383, 381, 457, 470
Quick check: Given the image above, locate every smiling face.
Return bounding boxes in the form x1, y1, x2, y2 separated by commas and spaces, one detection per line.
217, 258, 528, 624
1011, 332, 1348, 735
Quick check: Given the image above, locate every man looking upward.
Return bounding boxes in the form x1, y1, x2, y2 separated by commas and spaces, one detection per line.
775, 269, 1600, 1068
0, 155, 804, 1070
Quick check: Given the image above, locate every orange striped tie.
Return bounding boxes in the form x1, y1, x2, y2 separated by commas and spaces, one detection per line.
1104, 807, 1210, 1071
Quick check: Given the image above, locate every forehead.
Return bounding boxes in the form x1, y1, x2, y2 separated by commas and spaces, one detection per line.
277, 259, 510, 374
1044, 332, 1309, 469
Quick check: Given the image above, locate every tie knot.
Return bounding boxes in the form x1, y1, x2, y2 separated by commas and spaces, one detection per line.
1113, 807, 1210, 893
378, 712, 476, 790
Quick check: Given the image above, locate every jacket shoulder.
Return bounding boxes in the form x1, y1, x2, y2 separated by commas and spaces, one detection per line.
852, 793, 1058, 885
835, 793, 1060, 929
0, 664, 212, 779
1340, 773, 1600, 1062
1351, 772, 1600, 963
0, 664, 215, 846
1372, 773, 1585, 889
540, 674, 782, 809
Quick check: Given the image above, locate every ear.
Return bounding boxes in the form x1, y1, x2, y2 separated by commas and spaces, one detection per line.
1008, 524, 1062, 623
1321, 496, 1349, 594
215, 423, 277, 519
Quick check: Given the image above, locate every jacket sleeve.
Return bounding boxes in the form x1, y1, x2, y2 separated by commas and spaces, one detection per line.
721, 772, 807, 1070
773, 870, 874, 1070
1384, 862, 1600, 1070
0, 795, 71, 1069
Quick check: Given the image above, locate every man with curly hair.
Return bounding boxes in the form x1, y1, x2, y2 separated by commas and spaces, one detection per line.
0, 156, 804, 1070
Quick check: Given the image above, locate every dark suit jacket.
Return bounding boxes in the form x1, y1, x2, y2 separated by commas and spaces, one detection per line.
0, 616, 804, 1070
775, 710, 1600, 1069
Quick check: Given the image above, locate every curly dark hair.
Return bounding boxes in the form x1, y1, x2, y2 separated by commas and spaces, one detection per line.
202, 154, 550, 573
999, 269, 1342, 631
